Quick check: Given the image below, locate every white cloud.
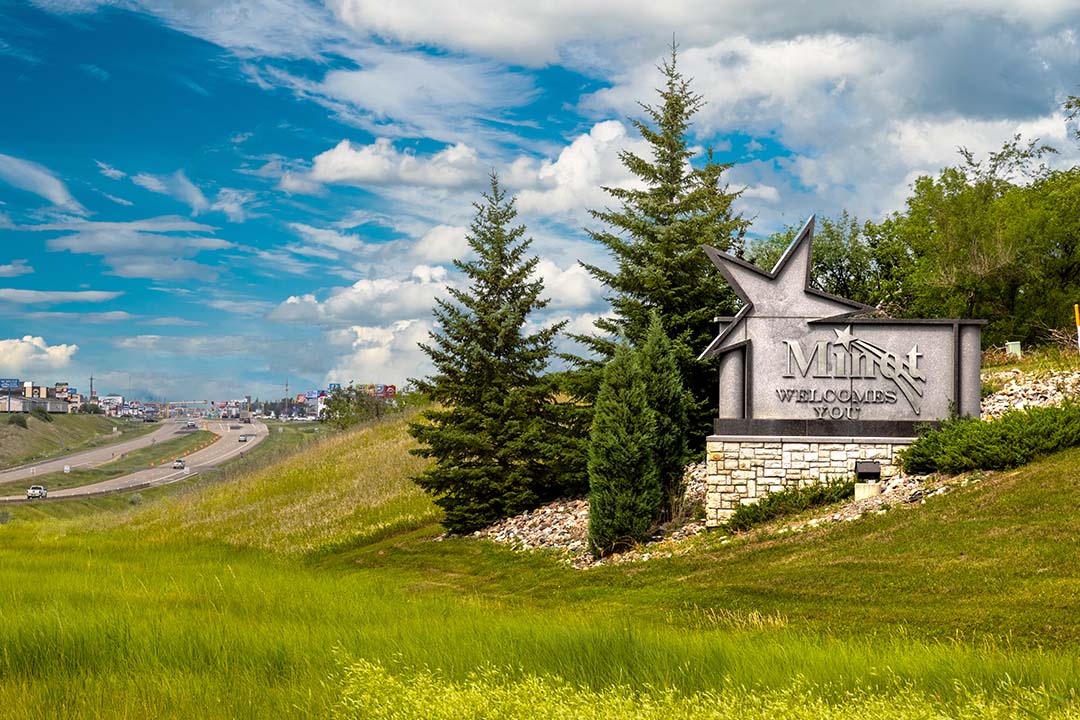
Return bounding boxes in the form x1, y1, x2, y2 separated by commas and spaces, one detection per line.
95, 160, 126, 179
200, 295, 274, 317
0, 335, 78, 375
43, 222, 231, 281
24, 310, 135, 323
20, 216, 215, 233
288, 222, 361, 253
263, 46, 537, 145
532, 258, 604, 310
131, 173, 168, 194
211, 188, 257, 222
0, 289, 121, 304
414, 224, 469, 263
101, 192, 134, 206
140, 316, 206, 327
296, 138, 483, 190
268, 265, 452, 326
0, 153, 86, 214
116, 334, 255, 356
277, 170, 325, 195
324, 319, 432, 386
131, 170, 209, 214
0, 259, 33, 277
328, 1, 1080, 68
515, 120, 647, 221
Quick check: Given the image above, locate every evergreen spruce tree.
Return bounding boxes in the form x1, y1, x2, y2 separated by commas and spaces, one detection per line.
409, 174, 566, 534
574, 43, 748, 447
587, 342, 661, 557
639, 310, 689, 521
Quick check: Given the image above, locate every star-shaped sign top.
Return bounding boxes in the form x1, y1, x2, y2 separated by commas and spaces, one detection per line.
698, 216, 873, 360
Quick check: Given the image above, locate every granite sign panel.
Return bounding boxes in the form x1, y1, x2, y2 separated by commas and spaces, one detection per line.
700, 216, 983, 437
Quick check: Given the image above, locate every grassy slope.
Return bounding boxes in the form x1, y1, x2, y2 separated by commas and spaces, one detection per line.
0, 414, 155, 469
1, 414, 1079, 717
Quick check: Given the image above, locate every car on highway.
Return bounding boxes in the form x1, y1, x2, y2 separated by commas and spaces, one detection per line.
238, 434, 248, 442
26, 485, 47, 500
172, 459, 185, 469
185, 421, 197, 429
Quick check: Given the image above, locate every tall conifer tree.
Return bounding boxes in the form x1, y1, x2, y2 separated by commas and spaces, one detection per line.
574, 44, 748, 445
409, 174, 565, 534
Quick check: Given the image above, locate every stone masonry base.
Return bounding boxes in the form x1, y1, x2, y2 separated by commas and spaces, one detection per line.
705, 435, 912, 527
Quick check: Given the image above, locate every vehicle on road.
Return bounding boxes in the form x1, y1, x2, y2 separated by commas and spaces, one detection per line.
185, 421, 197, 429
172, 459, 185, 469
238, 434, 248, 442
26, 485, 47, 500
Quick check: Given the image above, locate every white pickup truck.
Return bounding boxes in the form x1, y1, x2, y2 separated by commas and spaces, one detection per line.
26, 485, 47, 500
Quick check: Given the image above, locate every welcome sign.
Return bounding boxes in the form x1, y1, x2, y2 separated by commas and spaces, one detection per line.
700, 217, 983, 437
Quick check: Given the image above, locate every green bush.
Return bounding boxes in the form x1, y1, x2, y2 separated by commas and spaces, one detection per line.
725, 478, 855, 532
7, 413, 27, 429
588, 343, 661, 556
29, 407, 53, 423
900, 402, 1080, 474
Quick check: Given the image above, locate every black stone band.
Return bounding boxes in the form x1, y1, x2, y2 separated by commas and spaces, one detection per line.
712, 418, 936, 438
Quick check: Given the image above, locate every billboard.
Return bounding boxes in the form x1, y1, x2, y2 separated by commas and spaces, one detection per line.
305, 390, 318, 399
0, 378, 19, 390
328, 383, 341, 391
68, 388, 78, 395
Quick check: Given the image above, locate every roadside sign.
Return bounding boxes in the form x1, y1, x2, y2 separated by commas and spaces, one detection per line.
328, 383, 341, 391
0, 378, 19, 390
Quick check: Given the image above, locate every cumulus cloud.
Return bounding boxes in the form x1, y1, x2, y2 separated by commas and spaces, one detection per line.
324, 319, 432, 386
532, 258, 604, 310
514, 120, 647, 221
268, 265, 452, 326
328, 0, 1080, 68
0, 335, 78, 374
0, 153, 86, 214
414, 224, 469, 263
283, 138, 483, 193
0, 259, 33, 277
131, 170, 209, 214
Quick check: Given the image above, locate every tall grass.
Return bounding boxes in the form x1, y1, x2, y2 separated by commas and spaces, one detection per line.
1, 527, 1079, 718
334, 659, 1078, 720
2, 412, 1080, 717
93, 412, 438, 555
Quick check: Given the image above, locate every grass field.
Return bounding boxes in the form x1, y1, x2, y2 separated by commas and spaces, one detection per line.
1, 412, 1078, 718
0, 414, 156, 470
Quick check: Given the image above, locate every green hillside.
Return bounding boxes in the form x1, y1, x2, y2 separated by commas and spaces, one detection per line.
1, 414, 1078, 718
0, 413, 155, 469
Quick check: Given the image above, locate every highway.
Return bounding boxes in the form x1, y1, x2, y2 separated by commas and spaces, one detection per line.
0, 419, 268, 502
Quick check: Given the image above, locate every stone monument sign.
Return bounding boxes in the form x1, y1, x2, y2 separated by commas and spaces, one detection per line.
699, 216, 984, 524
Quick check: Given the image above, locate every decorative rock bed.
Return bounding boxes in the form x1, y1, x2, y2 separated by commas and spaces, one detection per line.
474, 368, 1080, 568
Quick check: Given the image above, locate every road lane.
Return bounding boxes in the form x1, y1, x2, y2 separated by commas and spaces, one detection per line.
0, 420, 268, 502
0, 419, 189, 484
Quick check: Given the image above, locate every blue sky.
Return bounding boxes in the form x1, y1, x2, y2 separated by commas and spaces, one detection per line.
1, 0, 1078, 401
